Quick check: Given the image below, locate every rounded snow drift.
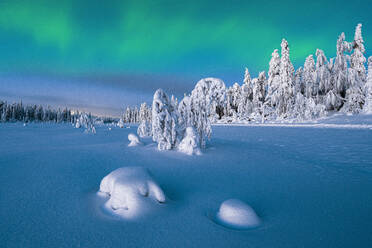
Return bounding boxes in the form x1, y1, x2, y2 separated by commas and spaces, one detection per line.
99, 167, 166, 219
178, 127, 201, 155
128, 133, 142, 147
216, 199, 260, 229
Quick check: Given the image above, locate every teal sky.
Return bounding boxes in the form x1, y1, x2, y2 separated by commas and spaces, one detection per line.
0, 0, 371, 115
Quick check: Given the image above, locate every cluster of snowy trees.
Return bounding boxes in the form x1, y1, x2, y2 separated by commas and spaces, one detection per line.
74, 112, 96, 133
122, 104, 151, 124
128, 24, 372, 126
128, 24, 372, 152
122, 106, 139, 123
0, 100, 97, 133
222, 24, 372, 121
365, 57, 372, 113
0, 101, 76, 123
140, 78, 226, 152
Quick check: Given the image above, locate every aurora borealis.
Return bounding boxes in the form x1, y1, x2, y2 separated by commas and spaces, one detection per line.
0, 0, 371, 116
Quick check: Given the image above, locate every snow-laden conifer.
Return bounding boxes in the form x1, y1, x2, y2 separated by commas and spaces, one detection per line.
364, 57, 372, 113
343, 24, 367, 113
303, 55, 316, 99
276, 39, 295, 118
151, 89, 180, 150
265, 49, 281, 109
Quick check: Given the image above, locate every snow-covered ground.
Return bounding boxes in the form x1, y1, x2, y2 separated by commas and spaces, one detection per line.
0, 122, 372, 247
215, 113, 372, 129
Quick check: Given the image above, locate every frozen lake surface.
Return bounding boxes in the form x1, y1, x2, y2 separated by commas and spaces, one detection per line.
0, 123, 371, 247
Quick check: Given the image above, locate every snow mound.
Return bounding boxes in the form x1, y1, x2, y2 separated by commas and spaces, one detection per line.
178, 127, 201, 155
117, 118, 124, 128
216, 199, 260, 229
99, 167, 166, 218
128, 133, 142, 146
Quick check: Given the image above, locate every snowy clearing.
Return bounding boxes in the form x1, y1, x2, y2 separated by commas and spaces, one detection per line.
0, 123, 371, 247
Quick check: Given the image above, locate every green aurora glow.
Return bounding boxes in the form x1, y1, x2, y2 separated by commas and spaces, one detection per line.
0, 0, 371, 81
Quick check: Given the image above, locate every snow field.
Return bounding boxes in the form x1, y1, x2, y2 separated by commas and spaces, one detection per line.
1, 123, 371, 247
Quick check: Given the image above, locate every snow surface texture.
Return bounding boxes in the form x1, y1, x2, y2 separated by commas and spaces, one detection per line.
178, 127, 201, 155
1, 123, 372, 247
216, 199, 260, 229
128, 133, 142, 146
99, 167, 166, 219
215, 113, 372, 129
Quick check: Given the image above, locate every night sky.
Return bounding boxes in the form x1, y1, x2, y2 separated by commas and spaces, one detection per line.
1, 0, 371, 116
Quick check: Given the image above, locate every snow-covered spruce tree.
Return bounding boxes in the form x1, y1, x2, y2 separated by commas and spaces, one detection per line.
192, 78, 226, 120
364, 57, 372, 113
315, 49, 331, 98
305, 97, 326, 120
1, 103, 10, 122
239, 68, 254, 118
342, 68, 365, 114
134, 106, 139, 123
243, 67, 251, 86
276, 39, 295, 118
293, 92, 326, 121
252, 71, 266, 114
225, 87, 234, 117
350, 24, 367, 85
303, 55, 316, 99
124, 107, 131, 123
265, 49, 281, 116
0, 101, 4, 122
230, 83, 241, 114
151, 89, 180, 150
137, 102, 152, 137
328, 32, 349, 110
325, 89, 342, 111
178, 95, 193, 131
343, 24, 366, 114
292, 92, 307, 121
294, 67, 304, 95
190, 80, 218, 148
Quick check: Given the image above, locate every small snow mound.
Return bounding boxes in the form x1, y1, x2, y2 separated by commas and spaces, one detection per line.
99, 167, 166, 218
216, 199, 260, 229
117, 118, 124, 128
178, 127, 201, 155
128, 133, 142, 146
